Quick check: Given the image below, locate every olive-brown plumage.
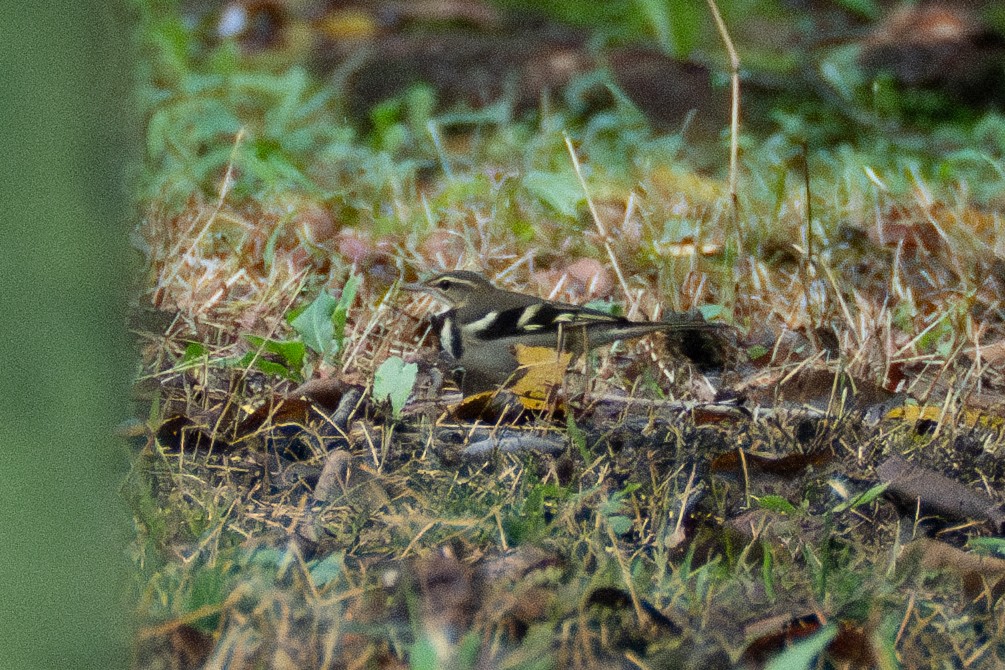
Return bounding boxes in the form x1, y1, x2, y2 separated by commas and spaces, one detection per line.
404, 271, 716, 393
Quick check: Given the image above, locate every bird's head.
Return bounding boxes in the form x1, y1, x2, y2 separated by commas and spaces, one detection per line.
403, 271, 495, 309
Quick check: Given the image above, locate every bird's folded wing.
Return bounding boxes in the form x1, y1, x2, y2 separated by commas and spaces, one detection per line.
461, 302, 626, 340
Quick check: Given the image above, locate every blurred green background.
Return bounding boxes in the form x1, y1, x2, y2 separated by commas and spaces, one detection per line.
0, 3, 131, 668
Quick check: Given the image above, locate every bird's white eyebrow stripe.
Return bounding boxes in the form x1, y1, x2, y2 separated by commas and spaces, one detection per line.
462, 311, 498, 334
516, 304, 542, 329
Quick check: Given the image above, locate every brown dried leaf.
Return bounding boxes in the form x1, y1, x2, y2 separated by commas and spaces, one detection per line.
711, 448, 833, 478
740, 366, 892, 410
157, 414, 233, 454
449, 390, 527, 423
741, 616, 877, 670
901, 538, 1005, 606
739, 613, 823, 668
417, 548, 478, 639
859, 4, 1005, 106
966, 339, 1005, 366
877, 455, 1005, 530
560, 258, 612, 296
236, 379, 363, 436
869, 215, 943, 255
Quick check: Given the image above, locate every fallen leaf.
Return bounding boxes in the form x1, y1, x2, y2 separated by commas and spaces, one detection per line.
236, 379, 363, 435
449, 390, 528, 423
711, 449, 834, 478
157, 415, 232, 453
560, 258, 613, 296
966, 339, 1005, 366
884, 404, 1005, 431
508, 344, 573, 410
877, 455, 1005, 530
900, 538, 1005, 606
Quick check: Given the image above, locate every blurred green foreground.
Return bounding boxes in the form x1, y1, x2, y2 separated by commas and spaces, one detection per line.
1, 3, 131, 668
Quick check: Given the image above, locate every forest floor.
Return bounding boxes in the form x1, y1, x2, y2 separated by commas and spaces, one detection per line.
128, 1, 1005, 667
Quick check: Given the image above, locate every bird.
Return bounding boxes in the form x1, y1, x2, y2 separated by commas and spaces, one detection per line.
403, 270, 720, 394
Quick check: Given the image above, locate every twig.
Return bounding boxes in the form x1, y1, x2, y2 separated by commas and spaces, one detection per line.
705, 0, 740, 222
160, 128, 246, 296
564, 134, 632, 301
800, 142, 818, 333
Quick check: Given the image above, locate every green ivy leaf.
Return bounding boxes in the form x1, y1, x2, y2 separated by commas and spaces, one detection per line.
409, 635, 438, 670
290, 276, 360, 362
181, 341, 208, 364
758, 495, 798, 514
607, 515, 633, 535
830, 0, 879, 19
373, 356, 417, 418
523, 170, 584, 218
308, 551, 344, 588
291, 290, 337, 356
698, 304, 727, 321
455, 631, 481, 668
582, 299, 623, 317
967, 537, 1005, 557
234, 351, 298, 381
244, 334, 306, 372
332, 274, 361, 352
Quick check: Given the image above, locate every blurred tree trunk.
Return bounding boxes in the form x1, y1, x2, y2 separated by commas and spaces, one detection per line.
0, 3, 133, 668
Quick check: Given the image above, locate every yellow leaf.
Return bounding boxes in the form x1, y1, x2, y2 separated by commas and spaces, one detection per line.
885, 405, 1005, 430
448, 345, 573, 420
318, 9, 377, 39
508, 344, 572, 410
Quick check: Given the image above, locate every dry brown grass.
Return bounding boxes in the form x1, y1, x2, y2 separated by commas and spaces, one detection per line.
127, 6, 1005, 668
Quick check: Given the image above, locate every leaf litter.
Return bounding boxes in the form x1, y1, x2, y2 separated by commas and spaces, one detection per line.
128, 4, 1005, 665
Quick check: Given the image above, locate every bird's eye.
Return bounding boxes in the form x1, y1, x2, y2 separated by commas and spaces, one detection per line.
437, 279, 452, 290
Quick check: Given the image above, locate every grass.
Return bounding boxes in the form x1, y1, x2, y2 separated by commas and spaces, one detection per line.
128, 1, 1005, 668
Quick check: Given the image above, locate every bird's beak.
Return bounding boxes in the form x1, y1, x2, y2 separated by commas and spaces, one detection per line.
400, 281, 430, 294
400, 280, 453, 314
